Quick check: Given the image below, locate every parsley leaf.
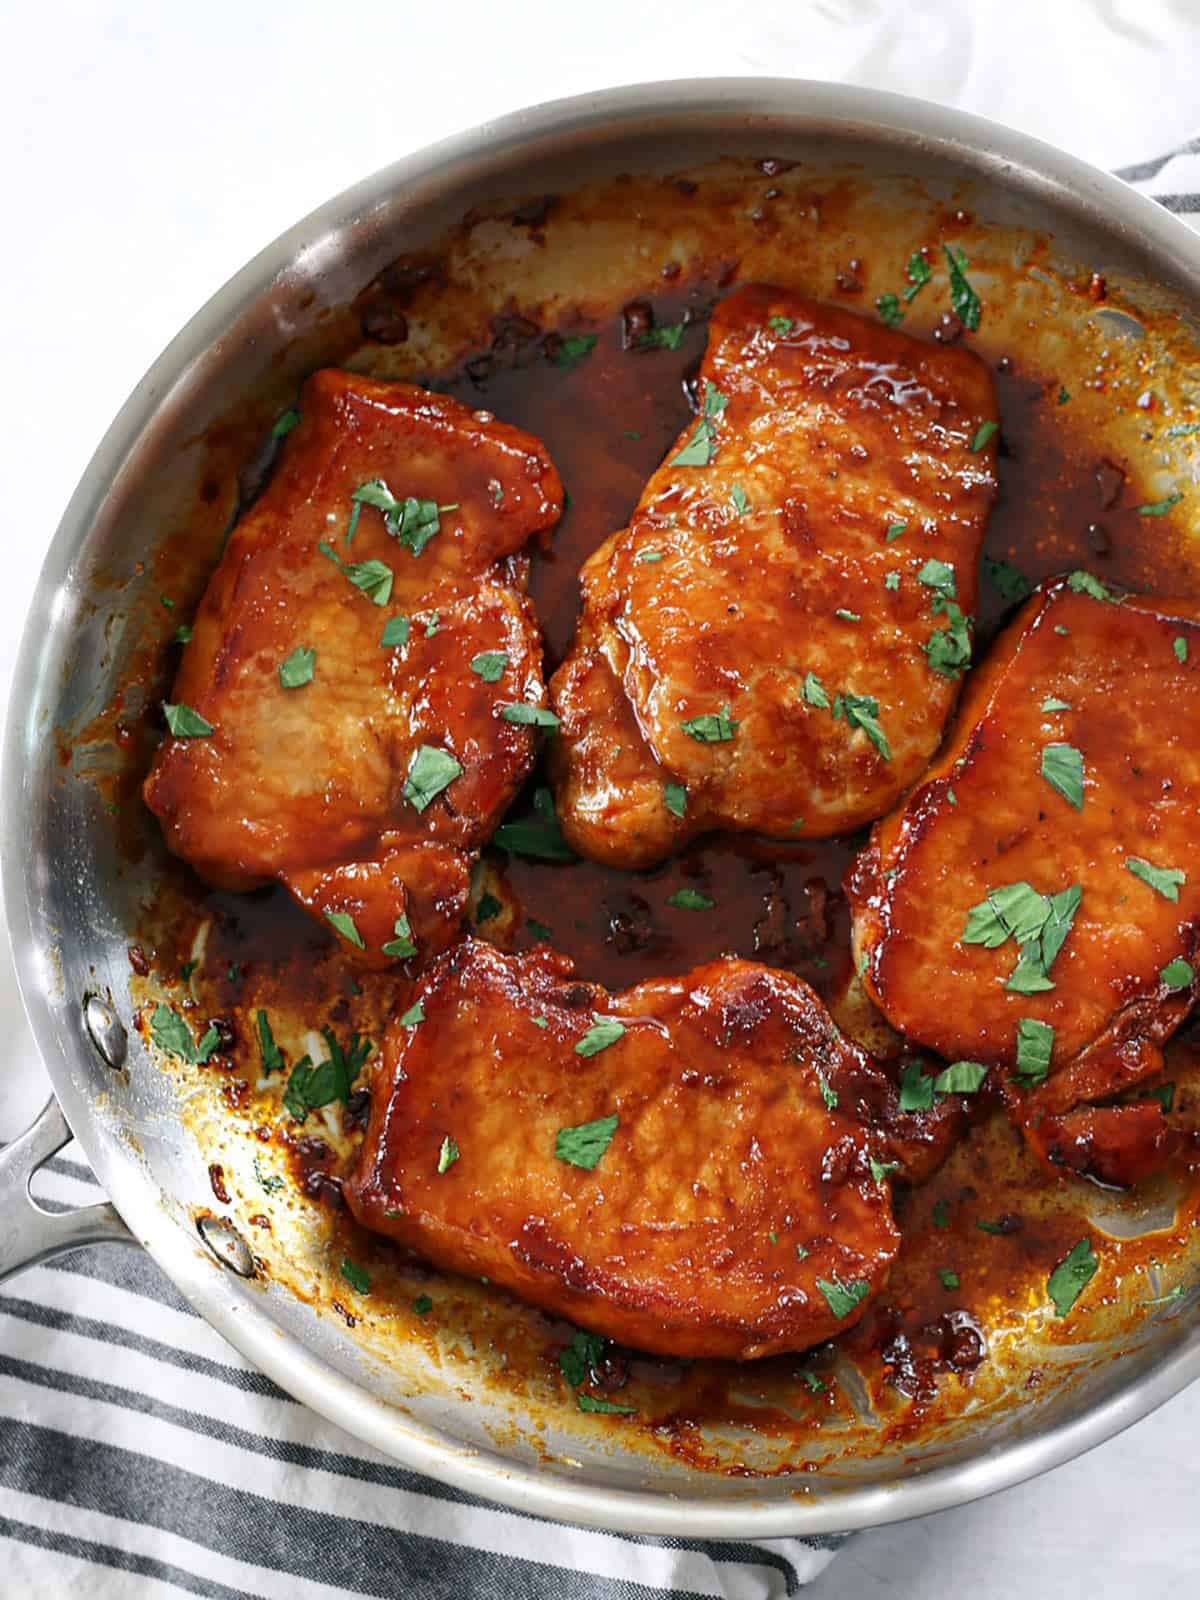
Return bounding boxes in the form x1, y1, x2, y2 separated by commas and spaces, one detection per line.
351, 480, 457, 556
925, 602, 973, 678
340, 1258, 370, 1295
670, 382, 727, 466
412, 1294, 433, 1315
944, 244, 982, 330
381, 615, 410, 648
150, 1004, 221, 1065
1136, 492, 1183, 517
475, 893, 502, 925
970, 420, 998, 452
663, 781, 687, 818
399, 1001, 424, 1027
254, 1154, 285, 1193
1014, 1017, 1054, 1085
904, 251, 932, 301
500, 702, 560, 730
932, 1198, 950, 1228
802, 672, 830, 709
555, 1112, 619, 1169
325, 910, 365, 949
939, 1269, 961, 1290
637, 323, 685, 350
1047, 1237, 1098, 1317
403, 745, 462, 812
527, 917, 552, 941
1161, 957, 1194, 989
1041, 742, 1085, 809
681, 704, 737, 742
1127, 856, 1186, 902
870, 1156, 899, 1184
898, 1060, 934, 1111
279, 646, 315, 688
730, 484, 751, 516
1041, 696, 1071, 712
842, 693, 891, 760
271, 408, 301, 439
319, 540, 394, 605
282, 1029, 372, 1120
559, 1328, 605, 1387
933, 1060, 988, 1094
174, 623, 193, 644
835, 608, 861, 623
884, 571, 900, 591
876, 293, 903, 328
382, 913, 417, 959
162, 702, 213, 738
667, 888, 714, 910
576, 1393, 636, 1415
768, 314, 794, 334
575, 1016, 626, 1058
495, 786, 575, 861
816, 1274, 871, 1319
437, 1135, 459, 1174
1174, 636, 1188, 664
1150, 1082, 1176, 1112
554, 333, 598, 368
984, 556, 1031, 605
815, 1067, 838, 1110
256, 1009, 283, 1075
1066, 569, 1113, 602
918, 558, 957, 602
885, 521, 907, 541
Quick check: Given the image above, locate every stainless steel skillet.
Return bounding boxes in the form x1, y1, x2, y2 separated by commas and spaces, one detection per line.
4, 77, 1200, 1539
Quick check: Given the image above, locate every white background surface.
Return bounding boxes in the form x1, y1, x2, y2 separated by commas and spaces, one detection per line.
2, 2, 1198, 1593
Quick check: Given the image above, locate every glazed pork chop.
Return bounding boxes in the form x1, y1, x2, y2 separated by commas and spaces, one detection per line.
849, 574, 1200, 1187
345, 940, 901, 1359
550, 284, 999, 868
144, 371, 562, 966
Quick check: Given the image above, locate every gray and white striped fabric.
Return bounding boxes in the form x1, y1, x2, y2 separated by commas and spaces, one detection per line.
1, 149, 1196, 1600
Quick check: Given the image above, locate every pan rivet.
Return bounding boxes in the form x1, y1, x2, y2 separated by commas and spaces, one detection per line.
83, 994, 127, 1069
196, 1214, 256, 1278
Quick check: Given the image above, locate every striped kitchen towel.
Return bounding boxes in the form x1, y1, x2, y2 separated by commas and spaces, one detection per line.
1, 148, 1197, 1600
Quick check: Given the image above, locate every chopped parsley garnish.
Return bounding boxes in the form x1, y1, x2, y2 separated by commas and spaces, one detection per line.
962, 880, 1081, 993
984, 555, 1031, 605
816, 1274, 871, 1319
884, 571, 900, 591
1066, 569, 1113, 602
256, 1009, 283, 1074
1160, 958, 1194, 989
279, 646, 315, 689
495, 786, 575, 861
918, 558, 957, 601
402, 745, 462, 811
636, 550, 663, 563
350, 479, 458, 556
1136, 492, 1183, 517
398, 1001, 424, 1027
181, 959, 198, 981
795, 1243, 810, 1260
160, 594, 175, 610
1174, 636, 1189, 664
903, 251, 932, 300
730, 484, 751, 516
898, 1060, 934, 1111
939, 1269, 960, 1290
816, 1067, 838, 1111
834, 608, 861, 622
925, 606, 973, 678
271, 408, 301, 439
663, 781, 687, 818
1041, 696, 1071, 712
876, 293, 903, 328
576, 1393, 636, 1415
340, 1259, 370, 1295
150, 1004, 221, 1065
437, 1135, 459, 1174
768, 314, 794, 334
976, 1218, 1009, 1235
325, 910, 365, 949
559, 1328, 605, 1387
944, 244, 981, 330
162, 702, 213, 738
412, 1294, 433, 1316
970, 420, 998, 452
319, 540, 394, 605
1057, 386, 1070, 405
1150, 1082, 1176, 1112
424, 612, 440, 638
1167, 422, 1200, 437
637, 323, 685, 350
1014, 1016, 1054, 1086
1041, 742, 1085, 810
555, 1112, 619, 1169
282, 1028, 372, 1119
802, 672, 830, 709
681, 704, 737, 742
885, 521, 907, 541
670, 381, 728, 467
799, 1370, 827, 1394
1047, 1237, 1098, 1317
475, 893, 502, 925
1127, 856, 1186, 902
575, 1017, 626, 1058
500, 702, 560, 731
667, 888, 714, 910
382, 913, 417, 959
554, 333, 598, 368
869, 1156, 899, 1184
254, 1155, 285, 1194
933, 1060, 987, 1094
174, 624, 193, 644
381, 615, 410, 648
527, 917, 552, 941
932, 1198, 950, 1229
841, 693, 891, 760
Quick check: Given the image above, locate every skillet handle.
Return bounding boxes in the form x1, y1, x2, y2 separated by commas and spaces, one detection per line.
0, 1097, 135, 1281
